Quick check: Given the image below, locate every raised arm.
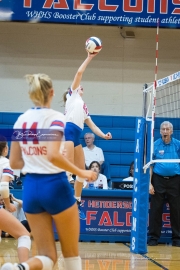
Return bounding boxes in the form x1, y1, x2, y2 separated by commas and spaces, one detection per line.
71, 52, 97, 90
85, 118, 112, 140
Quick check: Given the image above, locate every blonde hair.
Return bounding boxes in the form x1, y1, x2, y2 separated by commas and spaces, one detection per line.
25, 74, 53, 105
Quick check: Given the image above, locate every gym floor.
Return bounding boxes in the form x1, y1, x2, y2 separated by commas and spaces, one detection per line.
0, 239, 179, 269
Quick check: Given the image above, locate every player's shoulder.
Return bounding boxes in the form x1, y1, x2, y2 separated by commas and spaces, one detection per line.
15, 109, 30, 121
48, 109, 65, 119
49, 110, 66, 125
14, 109, 33, 125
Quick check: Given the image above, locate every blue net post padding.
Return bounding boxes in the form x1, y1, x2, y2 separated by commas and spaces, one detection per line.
130, 117, 150, 254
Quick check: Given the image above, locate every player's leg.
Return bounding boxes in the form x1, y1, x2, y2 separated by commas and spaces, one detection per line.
64, 141, 75, 164
0, 208, 30, 262
74, 144, 86, 219
2, 212, 56, 270
53, 203, 82, 270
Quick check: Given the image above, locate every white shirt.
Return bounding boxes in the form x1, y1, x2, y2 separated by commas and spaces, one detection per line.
123, 176, 133, 181
84, 173, 108, 189
83, 146, 104, 167
65, 87, 90, 129
13, 108, 66, 174
0, 156, 14, 180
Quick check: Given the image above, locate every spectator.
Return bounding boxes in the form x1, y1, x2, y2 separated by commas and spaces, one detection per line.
83, 133, 111, 182
123, 161, 134, 181
148, 121, 180, 246
84, 161, 108, 189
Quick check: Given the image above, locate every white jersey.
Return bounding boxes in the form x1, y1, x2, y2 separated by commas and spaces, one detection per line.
83, 146, 104, 167
0, 156, 14, 181
65, 87, 90, 129
13, 108, 66, 174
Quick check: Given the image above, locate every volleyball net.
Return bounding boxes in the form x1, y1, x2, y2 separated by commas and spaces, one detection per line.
143, 70, 180, 170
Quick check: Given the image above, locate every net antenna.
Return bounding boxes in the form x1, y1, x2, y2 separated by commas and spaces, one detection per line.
143, 18, 160, 171
143, 19, 180, 170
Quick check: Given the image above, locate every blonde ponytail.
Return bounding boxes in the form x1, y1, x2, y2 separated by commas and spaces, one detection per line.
25, 73, 52, 105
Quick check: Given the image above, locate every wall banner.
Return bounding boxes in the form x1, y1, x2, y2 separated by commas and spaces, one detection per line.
78, 196, 172, 238
1, 1, 180, 28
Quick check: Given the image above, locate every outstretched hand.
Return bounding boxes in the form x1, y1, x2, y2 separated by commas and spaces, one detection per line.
104, 132, 112, 140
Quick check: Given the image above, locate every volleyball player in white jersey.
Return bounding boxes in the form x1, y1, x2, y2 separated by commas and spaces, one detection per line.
2, 74, 96, 270
63, 52, 112, 219
0, 138, 31, 263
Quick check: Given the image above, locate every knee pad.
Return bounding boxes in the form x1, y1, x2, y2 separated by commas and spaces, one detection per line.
18, 235, 31, 250
76, 176, 84, 183
35, 256, 54, 270
64, 256, 82, 270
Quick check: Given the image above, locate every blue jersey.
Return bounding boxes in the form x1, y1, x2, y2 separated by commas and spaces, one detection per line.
153, 137, 180, 176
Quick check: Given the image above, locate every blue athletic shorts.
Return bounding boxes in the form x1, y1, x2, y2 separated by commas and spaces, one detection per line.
23, 172, 76, 215
64, 122, 82, 147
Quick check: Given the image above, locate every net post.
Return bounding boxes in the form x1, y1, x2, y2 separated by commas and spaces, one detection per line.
130, 117, 149, 254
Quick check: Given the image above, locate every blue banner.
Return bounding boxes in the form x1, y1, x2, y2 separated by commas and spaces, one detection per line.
1, 0, 180, 28
79, 197, 172, 237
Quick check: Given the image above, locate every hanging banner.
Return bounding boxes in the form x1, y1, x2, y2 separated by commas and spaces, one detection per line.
1, 0, 180, 28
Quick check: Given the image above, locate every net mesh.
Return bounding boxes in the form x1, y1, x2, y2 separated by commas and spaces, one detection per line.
143, 72, 180, 123
143, 71, 180, 169
156, 79, 180, 118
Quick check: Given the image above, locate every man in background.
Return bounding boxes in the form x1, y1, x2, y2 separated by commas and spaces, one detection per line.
149, 121, 180, 246
83, 132, 111, 183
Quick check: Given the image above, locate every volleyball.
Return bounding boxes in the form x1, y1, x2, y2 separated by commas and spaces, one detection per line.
85, 37, 102, 54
